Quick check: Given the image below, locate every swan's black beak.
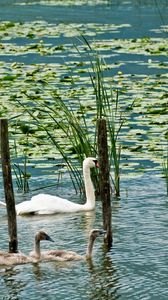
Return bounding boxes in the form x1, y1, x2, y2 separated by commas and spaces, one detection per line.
93, 159, 99, 168
46, 234, 54, 242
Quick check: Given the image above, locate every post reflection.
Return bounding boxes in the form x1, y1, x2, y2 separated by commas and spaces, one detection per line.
87, 254, 120, 300
1, 267, 25, 300
32, 262, 42, 280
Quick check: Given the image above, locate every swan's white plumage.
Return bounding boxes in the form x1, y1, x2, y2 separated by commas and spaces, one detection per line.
0, 202, 6, 208
16, 193, 93, 215
1, 157, 98, 216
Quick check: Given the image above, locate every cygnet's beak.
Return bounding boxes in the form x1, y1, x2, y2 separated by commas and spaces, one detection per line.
46, 234, 54, 242
99, 229, 106, 235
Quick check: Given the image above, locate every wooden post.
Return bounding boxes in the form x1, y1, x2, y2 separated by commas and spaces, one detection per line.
0, 119, 18, 253
97, 118, 112, 248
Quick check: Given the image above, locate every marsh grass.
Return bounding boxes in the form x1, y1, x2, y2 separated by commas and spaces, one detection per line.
12, 146, 31, 193
46, 99, 99, 193
12, 162, 30, 192
13, 37, 131, 196
78, 37, 128, 196
11, 124, 31, 193
89, 56, 123, 196
15, 97, 97, 194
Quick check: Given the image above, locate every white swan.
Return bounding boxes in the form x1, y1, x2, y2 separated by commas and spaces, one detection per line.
30, 229, 106, 261
0, 157, 99, 216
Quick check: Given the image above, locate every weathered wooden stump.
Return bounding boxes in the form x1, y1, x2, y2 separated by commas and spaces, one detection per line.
97, 118, 112, 248
0, 119, 18, 253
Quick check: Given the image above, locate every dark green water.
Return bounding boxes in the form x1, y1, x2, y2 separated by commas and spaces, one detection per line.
0, 1, 168, 299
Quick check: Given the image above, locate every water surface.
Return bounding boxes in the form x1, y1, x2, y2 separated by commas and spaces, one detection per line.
0, 1, 168, 299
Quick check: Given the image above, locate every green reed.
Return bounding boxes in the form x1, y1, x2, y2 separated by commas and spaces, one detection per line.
77, 36, 128, 196
14, 37, 131, 196
12, 161, 30, 193
11, 122, 31, 193
42, 96, 98, 192
88, 55, 124, 196
15, 97, 97, 194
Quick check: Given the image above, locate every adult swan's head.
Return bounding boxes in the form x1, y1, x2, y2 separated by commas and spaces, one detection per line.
83, 157, 99, 169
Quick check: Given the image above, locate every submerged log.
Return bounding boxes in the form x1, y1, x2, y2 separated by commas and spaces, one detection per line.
97, 118, 112, 248
0, 119, 18, 253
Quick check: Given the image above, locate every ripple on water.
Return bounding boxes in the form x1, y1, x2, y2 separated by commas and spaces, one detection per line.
0, 168, 168, 299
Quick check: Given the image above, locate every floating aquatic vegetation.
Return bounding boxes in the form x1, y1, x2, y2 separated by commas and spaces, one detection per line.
16, 0, 120, 7
91, 37, 168, 56
0, 21, 131, 41
150, 25, 168, 34
0, 19, 167, 191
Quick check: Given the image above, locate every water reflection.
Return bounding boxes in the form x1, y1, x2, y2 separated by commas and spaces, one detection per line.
88, 255, 120, 300
32, 263, 42, 281
0, 0, 167, 298
1, 267, 26, 300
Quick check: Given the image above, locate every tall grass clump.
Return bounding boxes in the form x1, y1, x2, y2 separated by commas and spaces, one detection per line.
14, 36, 131, 196
89, 56, 123, 196
13, 161, 30, 193
40, 96, 98, 193
16, 97, 98, 195
11, 119, 31, 193
79, 37, 127, 196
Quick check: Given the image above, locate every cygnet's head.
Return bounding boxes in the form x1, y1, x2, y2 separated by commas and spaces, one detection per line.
35, 231, 54, 243
83, 157, 99, 169
89, 229, 106, 240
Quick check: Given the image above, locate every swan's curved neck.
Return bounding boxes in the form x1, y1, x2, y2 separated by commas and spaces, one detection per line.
86, 235, 95, 259
83, 165, 95, 210
34, 236, 41, 259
